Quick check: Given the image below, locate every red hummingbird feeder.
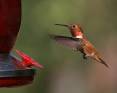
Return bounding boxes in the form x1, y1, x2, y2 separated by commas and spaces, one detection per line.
0, 0, 39, 87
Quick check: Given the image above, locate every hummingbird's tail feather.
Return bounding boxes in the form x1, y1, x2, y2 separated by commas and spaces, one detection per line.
98, 58, 109, 68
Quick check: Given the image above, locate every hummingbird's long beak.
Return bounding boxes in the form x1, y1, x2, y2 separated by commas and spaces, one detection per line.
55, 24, 69, 27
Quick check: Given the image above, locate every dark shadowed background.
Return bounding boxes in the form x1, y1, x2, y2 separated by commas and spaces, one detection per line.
0, 0, 117, 93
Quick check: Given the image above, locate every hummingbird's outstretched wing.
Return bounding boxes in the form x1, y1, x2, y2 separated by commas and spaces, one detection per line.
50, 34, 83, 50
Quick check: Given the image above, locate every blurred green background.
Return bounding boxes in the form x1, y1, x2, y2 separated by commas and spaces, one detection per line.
1, 0, 117, 93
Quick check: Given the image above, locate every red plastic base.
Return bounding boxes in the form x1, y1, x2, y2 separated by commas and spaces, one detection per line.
0, 76, 34, 87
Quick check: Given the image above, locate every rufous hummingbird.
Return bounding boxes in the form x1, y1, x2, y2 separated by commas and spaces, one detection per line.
50, 24, 109, 68
15, 49, 44, 69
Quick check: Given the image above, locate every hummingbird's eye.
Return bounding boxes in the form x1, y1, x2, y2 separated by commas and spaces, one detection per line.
72, 25, 77, 28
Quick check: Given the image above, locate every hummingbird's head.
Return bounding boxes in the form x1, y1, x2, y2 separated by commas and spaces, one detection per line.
55, 24, 83, 38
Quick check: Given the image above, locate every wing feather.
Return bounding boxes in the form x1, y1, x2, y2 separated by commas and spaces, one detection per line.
50, 34, 83, 50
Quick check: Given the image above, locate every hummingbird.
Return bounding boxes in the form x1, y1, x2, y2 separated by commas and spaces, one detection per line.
15, 49, 44, 69
50, 24, 109, 68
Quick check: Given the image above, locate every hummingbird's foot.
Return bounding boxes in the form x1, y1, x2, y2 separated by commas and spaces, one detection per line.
73, 47, 81, 52
83, 54, 87, 59
72, 48, 78, 52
